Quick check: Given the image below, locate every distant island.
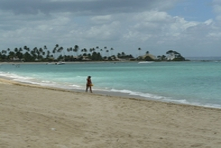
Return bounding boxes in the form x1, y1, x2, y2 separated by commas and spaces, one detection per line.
0, 44, 186, 62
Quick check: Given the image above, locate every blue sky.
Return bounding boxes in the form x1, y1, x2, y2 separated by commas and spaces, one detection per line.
0, 0, 221, 58
169, 0, 215, 22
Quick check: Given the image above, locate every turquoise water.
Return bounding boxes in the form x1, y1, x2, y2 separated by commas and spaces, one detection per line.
1, 61, 221, 108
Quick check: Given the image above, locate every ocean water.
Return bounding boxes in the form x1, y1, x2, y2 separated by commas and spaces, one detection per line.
1, 61, 221, 108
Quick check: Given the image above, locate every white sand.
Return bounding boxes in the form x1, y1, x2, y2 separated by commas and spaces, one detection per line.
1, 78, 221, 148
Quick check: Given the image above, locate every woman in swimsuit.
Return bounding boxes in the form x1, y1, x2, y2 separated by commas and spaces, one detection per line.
86, 76, 93, 93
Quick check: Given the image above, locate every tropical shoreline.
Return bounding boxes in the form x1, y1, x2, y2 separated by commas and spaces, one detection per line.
1, 76, 220, 110
2, 61, 221, 109
1, 78, 221, 147
1, 61, 221, 109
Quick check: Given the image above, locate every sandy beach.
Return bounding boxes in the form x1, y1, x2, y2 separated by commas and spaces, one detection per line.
1, 78, 221, 148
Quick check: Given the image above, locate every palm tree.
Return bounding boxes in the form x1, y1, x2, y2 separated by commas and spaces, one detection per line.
46, 50, 50, 59
74, 45, 79, 56
44, 45, 47, 59
38, 48, 43, 60
106, 50, 109, 58
90, 48, 95, 53
23, 46, 27, 50
44, 45, 47, 50
81, 48, 87, 56
104, 46, 107, 57
14, 48, 18, 53
1, 50, 7, 61
138, 47, 141, 57
55, 44, 59, 48
23, 46, 29, 55
121, 52, 126, 57
100, 48, 103, 57
9, 51, 15, 60
57, 47, 64, 61
39, 48, 43, 54
110, 48, 114, 56
117, 52, 121, 58
2, 50, 7, 55
52, 48, 56, 60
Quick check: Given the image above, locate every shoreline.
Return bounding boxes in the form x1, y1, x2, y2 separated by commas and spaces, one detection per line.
1, 74, 220, 110
1, 77, 220, 111
1, 78, 221, 147
1, 75, 221, 110
2, 75, 221, 112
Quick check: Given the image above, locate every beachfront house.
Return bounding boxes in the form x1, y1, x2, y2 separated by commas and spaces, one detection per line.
166, 50, 185, 61
166, 53, 176, 60
140, 53, 156, 61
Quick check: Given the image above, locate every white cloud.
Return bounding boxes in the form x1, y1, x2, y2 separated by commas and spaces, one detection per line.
204, 19, 213, 25
121, 11, 199, 44
213, 0, 221, 21
85, 21, 120, 40
90, 15, 113, 24
134, 11, 171, 23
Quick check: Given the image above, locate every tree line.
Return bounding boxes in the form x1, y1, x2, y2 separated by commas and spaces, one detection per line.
0, 44, 135, 62
0, 44, 185, 62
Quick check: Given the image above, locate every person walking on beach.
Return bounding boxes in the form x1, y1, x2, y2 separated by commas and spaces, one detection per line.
86, 76, 93, 93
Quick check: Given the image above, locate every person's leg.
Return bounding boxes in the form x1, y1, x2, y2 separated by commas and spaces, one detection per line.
89, 86, 92, 93
86, 85, 88, 92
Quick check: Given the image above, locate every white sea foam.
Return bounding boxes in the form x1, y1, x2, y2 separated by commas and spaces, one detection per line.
110, 89, 168, 100
0, 72, 32, 81
107, 88, 221, 108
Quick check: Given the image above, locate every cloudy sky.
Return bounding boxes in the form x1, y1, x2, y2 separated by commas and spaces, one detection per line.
0, 0, 220, 57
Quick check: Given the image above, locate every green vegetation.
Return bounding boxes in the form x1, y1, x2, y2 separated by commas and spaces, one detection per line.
156, 50, 186, 61
0, 45, 185, 62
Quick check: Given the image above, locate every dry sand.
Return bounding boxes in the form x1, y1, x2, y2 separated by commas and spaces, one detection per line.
1, 78, 221, 148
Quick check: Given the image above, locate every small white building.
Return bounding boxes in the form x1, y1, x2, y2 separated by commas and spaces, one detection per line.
166, 53, 176, 60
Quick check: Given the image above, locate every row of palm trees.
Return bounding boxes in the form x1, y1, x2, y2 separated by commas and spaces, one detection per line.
0, 44, 135, 62
0, 44, 185, 62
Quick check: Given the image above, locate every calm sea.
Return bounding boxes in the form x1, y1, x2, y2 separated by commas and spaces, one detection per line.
1, 60, 221, 108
